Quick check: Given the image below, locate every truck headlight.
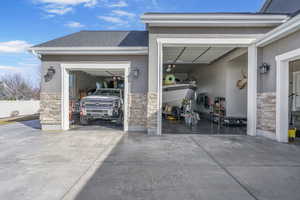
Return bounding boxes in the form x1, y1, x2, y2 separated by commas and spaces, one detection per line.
80, 106, 87, 116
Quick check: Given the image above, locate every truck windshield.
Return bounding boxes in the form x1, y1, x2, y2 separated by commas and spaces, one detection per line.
93, 90, 120, 97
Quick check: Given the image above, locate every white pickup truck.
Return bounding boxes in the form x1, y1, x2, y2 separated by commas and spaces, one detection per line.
79, 88, 123, 125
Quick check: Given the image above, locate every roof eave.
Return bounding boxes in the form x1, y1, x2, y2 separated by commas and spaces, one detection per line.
141, 13, 289, 27
28, 47, 149, 56
256, 13, 300, 47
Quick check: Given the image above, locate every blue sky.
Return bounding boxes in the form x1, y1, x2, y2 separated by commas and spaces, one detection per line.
0, 0, 264, 87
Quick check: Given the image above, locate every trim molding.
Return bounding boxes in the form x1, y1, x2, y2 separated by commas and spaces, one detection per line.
29, 47, 148, 56
141, 13, 288, 27
157, 37, 258, 47
247, 45, 258, 136
256, 13, 300, 47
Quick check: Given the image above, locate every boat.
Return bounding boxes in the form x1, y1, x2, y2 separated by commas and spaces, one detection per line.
162, 84, 196, 107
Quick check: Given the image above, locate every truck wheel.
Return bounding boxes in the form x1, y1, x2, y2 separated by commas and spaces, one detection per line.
116, 111, 123, 125
80, 116, 89, 125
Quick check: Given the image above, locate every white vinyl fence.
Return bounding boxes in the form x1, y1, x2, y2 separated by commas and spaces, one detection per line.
0, 101, 40, 118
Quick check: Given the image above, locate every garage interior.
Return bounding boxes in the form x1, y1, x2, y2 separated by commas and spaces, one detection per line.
68, 69, 125, 131
288, 59, 300, 142
162, 46, 248, 134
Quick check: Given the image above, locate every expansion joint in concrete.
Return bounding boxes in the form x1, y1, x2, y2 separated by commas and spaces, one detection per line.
189, 136, 259, 200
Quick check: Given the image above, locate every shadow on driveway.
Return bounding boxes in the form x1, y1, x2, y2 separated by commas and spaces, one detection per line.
20, 120, 41, 129
70, 134, 300, 200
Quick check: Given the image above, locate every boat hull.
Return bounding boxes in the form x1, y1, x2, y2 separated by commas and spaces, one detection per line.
162, 84, 196, 107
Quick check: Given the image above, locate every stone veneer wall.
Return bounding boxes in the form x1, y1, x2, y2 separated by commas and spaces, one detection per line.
147, 92, 158, 134
128, 93, 147, 130
40, 93, 61, 127
257, 92, 276, 133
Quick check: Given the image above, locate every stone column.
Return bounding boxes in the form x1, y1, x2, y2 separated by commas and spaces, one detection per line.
147, 92, 158, 135
40, 92, 61, 130
257, 92, 276, 133
128, 93, 147, 131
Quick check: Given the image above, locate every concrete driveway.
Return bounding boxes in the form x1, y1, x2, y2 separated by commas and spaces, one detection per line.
0, 120, 123, 200
74, 134, 300, 200
1, 121, 300, 200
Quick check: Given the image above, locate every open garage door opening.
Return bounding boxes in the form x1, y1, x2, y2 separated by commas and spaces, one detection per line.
162, 46, 248, 135
62, 66, 127, 132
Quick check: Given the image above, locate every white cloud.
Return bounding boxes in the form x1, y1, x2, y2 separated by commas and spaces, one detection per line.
37, 0, 97, 15
0, 41, 32, 53
37, 0, 97, 7
112, 10, 135, 18
84, 0, 97, 7
44, 5, 73, 15
0, 65, 21, 72
65, 21, 85, 28
107, 1, 128, 8
98, 16, 127, 24
43, 14, 56, 18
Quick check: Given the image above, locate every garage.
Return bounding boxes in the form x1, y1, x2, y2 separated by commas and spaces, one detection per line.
60, 62, 131, 132
68, 68, 125, 131
161, 46, 248, 135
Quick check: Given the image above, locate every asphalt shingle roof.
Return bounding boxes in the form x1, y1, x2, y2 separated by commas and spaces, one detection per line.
33, 31, 148, 48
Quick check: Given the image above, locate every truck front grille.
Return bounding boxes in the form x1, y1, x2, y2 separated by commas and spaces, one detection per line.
87, 110, 108, 113
85, 102, 113, 108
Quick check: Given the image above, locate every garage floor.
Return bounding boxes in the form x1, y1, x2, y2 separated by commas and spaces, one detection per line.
70, 118, 123, 131
163, 119, 246, 135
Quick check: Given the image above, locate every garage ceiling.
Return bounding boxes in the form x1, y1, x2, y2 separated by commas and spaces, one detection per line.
163, 47, 235, 64
80, 69, 124, 77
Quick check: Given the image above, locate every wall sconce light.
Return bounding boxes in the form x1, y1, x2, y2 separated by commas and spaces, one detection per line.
132, 68, 139, 78
44, 66, 56, 82
259, 63, 270, 74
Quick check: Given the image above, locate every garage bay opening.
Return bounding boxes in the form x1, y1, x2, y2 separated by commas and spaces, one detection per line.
162, 46, 248, 134
288, 59, 300, 143
69, 69, 125, 131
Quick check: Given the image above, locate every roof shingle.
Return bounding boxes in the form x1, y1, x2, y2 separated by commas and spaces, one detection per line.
33, 31, 148, 48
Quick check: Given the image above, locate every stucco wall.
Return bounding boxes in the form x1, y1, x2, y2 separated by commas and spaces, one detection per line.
190, 63, 226, 110
260, 29, 300, 92
225, 54, 248, 117
189, 50, 248, 117
41, 55, 148, 94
